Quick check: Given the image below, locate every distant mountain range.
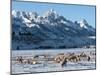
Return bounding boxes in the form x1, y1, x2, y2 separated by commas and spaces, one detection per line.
12, 9, 96, 50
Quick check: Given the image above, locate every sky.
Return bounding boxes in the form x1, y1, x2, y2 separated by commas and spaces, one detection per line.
12, 1, 96, 28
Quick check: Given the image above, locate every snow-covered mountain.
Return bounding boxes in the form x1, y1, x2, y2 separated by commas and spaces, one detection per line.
12, 9, 96, 50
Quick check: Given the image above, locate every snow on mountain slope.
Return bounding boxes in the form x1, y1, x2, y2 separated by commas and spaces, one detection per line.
11, 9, 96, 50
78, 19, 95, 33
79, 19, 88, 28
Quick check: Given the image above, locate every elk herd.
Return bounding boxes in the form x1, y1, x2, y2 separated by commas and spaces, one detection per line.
12, 51, 95, 67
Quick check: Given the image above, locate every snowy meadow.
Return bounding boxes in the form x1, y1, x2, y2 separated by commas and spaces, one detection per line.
11, 48, 96, 74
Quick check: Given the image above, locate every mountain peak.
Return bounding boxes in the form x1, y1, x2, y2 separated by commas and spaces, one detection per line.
79, 19, 89, 29
43, 9, 59, 19
50, 9, 55, 12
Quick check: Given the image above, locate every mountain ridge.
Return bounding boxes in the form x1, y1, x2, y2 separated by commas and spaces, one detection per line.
12, 9, 96, 50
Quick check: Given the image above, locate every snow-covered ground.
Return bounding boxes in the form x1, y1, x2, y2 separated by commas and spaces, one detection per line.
11, 48, 96, 74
